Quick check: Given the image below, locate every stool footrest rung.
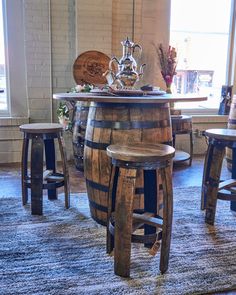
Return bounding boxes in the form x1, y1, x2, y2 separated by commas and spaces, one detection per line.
24, 172, 65, 190
218, 179, 236, 190
218, 190, 236, 201
132, 212, 163, 229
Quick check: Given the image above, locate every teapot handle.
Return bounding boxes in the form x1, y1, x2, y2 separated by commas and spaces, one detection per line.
133, 44, 142, 56
109, 57, 120, 70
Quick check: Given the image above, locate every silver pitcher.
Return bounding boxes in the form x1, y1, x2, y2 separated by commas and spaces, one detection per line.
105, 37, 145, 89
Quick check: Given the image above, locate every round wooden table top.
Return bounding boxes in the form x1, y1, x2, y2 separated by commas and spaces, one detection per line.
53, 92, 207, 104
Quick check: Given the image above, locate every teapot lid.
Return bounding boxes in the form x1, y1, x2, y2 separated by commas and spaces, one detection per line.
121, 37, 134, 48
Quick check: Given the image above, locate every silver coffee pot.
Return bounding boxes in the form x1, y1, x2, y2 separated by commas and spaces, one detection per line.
105, 37, 145, 89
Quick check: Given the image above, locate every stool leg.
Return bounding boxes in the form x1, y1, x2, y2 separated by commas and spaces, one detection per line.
44, 138, 57, 200
144, 169, 158, 248
57, 133, 70, 208
205, 144, 225, 225
21, 135, 29, 205
201, 142, 214, 210
31, 136, 44, 215
172, 134, 176, 148
114, 167, 137, 277
230, 147, 236, 211
106, 165, 118, 254
189, 131, 193, 166
159, 164, 173, 274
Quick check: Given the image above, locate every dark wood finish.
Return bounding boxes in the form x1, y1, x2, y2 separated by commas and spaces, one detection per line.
143, 169, 158, 248
201, 143, 214, 210
73, 50, 110, 85
205, 143, 225, 225
84, 103, 173, 225
72, 101, 90, 171
31, 135, 44, 215
20, 123, 70, 214
114, 167, 137, 277
44, 138, 57, 200
21, 135, 29, 205
106, 165, 116, 254
159, 165, 173, 273
171, 115, 193, 166
107, 143, 174, 277
201, 128, 236, 224
57, 134, 70, 209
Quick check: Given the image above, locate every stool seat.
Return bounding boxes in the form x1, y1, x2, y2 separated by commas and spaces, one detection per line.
106, 143, 175, 163
20, 123, 63, 134
205, 128, 236, 141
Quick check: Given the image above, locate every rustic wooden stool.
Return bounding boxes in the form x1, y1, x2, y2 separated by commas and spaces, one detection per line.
106, 143, 175, 277
171, 115, 193, 166
20, 123, 70, 215
201, 129, 236, 225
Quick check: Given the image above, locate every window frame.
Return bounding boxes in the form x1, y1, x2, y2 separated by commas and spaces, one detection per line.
1, 0, 28, 118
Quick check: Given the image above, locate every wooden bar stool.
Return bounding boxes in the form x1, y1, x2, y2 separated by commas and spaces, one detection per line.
171, 115, 193, 166
20, 123, 70, 215
201, 129, 236, 225
106, 143, 175, 277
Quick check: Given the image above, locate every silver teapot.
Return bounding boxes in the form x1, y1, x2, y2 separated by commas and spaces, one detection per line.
105, 37, 145, 89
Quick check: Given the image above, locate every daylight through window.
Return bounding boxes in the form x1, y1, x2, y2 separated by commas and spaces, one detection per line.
170, 0, 233, 110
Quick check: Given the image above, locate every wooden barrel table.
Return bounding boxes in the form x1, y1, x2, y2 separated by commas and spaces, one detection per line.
53, 92, 207, 226
226, 95, 236, 171
72, 101, 90, 171
84, 102, 172, 225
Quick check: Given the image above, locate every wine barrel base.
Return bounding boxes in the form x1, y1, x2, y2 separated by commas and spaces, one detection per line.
72, 102, 90, 171
84, 102, 172, 225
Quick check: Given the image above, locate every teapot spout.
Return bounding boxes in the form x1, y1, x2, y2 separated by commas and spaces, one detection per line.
139, 63, 146, 78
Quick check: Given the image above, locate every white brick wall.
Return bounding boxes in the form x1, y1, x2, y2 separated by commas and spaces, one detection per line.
24, 0, 52, 123
76, 0, 112, 55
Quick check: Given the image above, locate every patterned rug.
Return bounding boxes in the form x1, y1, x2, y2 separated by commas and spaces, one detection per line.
0, 187, 236, 295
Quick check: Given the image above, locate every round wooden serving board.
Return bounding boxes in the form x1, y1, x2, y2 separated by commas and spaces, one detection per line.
73, 51, 111, 85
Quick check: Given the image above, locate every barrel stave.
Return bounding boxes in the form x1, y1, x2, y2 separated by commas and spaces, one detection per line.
84, 103, 172, 225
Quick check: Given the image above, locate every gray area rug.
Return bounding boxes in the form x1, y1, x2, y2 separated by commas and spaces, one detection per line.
0, 187, 236, 295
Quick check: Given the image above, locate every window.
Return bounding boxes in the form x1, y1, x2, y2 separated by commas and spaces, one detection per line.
170, 0, 234, 110
0, 0, 28, 118
0, 0, 8, 113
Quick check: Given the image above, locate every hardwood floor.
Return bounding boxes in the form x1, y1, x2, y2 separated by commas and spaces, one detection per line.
0, 156, 233, 294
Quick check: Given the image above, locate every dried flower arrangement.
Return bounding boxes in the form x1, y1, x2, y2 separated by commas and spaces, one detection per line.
156, 44, 177, 93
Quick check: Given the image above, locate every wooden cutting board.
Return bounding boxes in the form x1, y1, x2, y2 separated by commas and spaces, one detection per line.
73, 51, 111, 85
